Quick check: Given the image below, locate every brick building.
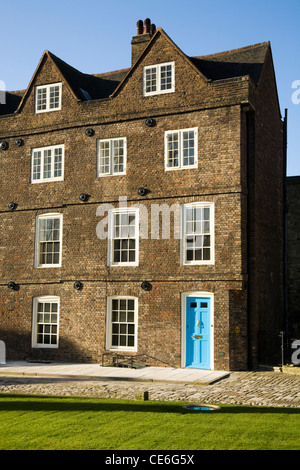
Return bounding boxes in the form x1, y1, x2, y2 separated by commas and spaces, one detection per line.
0, 19, 285, 370
286, 176, 300, 340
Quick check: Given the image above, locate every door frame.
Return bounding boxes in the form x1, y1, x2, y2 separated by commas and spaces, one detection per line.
181, 291, 214, 370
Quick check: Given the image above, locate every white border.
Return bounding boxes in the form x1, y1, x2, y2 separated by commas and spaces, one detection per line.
181, 291, 214, 370
106, 296, 138, 352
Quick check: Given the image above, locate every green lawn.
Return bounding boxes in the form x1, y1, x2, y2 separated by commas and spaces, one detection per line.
0, 394, 299, 450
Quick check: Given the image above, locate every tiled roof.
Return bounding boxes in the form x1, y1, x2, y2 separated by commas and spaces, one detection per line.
0, 41, 269, 116
190, 42, 270, 84
0, 91, 23, 116
48, 51, 129, 101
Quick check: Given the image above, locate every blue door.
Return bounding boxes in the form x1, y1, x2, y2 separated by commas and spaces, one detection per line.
186, 297, 211, 369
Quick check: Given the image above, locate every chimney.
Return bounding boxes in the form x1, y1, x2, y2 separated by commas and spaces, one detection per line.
131, 18, 156, 65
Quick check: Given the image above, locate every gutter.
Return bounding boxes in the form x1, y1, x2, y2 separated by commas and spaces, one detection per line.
283, 108, 288, 361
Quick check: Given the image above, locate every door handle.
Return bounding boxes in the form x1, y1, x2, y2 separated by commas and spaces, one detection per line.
192, 335, 202, 339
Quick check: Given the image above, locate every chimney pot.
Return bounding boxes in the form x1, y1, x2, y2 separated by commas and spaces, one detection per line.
143, 18, 151, 34
150, 23, 156, 35
136, 20, 143, 35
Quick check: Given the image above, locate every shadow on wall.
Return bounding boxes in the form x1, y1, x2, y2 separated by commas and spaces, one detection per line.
0, 329, 98, 363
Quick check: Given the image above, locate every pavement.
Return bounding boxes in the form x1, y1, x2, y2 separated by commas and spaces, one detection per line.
0, 361, 229, 384
0, 361, 300, 408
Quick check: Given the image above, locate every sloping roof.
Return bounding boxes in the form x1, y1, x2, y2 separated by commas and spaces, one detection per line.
0, 38, 270, 116
0, 91, 24, 115
190, 42, 270, 84
48, 51, 129, 101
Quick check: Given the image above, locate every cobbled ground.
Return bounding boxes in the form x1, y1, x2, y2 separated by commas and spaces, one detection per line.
0, 371, 299, 408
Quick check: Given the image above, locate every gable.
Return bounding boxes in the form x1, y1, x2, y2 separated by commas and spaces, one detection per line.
15, 51, 78, 117
110, 29, 209, 115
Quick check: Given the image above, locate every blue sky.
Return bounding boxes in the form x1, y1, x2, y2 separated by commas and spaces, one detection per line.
0, 0, 299, 175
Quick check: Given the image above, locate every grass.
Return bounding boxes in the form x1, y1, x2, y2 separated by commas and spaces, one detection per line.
0, 394, 299, 450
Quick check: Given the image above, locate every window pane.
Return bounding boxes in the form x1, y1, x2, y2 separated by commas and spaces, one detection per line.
37, 217, 61, 266
49, 86, 60, 109
113, 139, 124, 173
32, 145, 63, 181
35, 300, 59, 347
145, 67, 156, 93
54, 148, 63, 177
99, 139, 125, 175
110, 298, 136, 349
111, 211, 137, 264
167, 132, 179, 167
160, 64, 172, 90
182, 131, 195, 166
32, 151, 41, 180
36, 88, 47, 110
184, 206, 211, 263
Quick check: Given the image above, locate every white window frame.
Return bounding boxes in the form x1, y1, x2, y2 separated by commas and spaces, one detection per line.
165, 128, 198, 170
106, 296, 138, 352
32, 296, 60, 349
31, 144, 64, 183
108, 207, 139, 267
181, 202, 215, 265
35, 213, 63, 268
35, 82, 62, 113
143, 62, 175, 96
97, 137, 127, 176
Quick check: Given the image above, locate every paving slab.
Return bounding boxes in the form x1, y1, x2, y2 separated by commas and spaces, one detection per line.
0, 361, 229, 384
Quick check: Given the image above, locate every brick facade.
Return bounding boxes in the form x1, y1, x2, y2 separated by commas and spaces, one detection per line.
0, 20, 285, 370
287, 177, 300, 339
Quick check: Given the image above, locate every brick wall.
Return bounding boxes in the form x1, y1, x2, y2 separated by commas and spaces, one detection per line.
287, 177, 300, 339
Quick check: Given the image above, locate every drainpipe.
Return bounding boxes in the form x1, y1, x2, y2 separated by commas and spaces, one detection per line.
283, 108, 288, 362
246, 110, 255, 369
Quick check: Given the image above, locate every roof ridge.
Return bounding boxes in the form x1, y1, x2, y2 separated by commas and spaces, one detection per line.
92, 67, 130, 78
47, 50, 89, 77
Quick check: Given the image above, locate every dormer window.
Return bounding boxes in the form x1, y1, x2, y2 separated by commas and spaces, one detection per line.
35, 83, 62, 113
143, 62, 175, 96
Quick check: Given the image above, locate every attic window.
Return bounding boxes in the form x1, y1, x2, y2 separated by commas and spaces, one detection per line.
143, 62, 175, 96
80, 88, 92, 101
35, 82, 62, 113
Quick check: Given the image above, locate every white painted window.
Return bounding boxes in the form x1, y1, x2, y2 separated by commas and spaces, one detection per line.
165, 128, 198, 170
181, 202, 215, 265
108, 208, 139, 266
97, 138, 126, 176
31, 144, 64, 183
106, 297, 138, 351
32, 296, 60, 348
35, 83, 62, 113
143, 62, 175, 96
35, 213, 63, 267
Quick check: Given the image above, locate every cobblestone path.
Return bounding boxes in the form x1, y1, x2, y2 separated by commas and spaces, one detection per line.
0, 371, 299, 408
